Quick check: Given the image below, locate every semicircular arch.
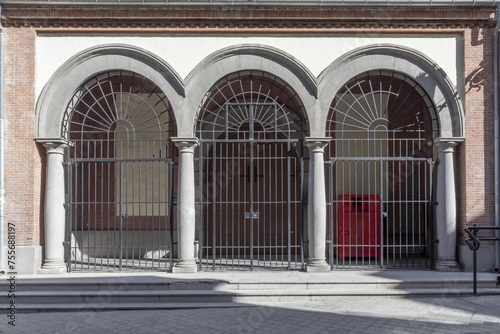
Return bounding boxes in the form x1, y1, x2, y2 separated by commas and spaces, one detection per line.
318, 44, 464, 139
181, 44, 318, 137
35, 44, 185, 141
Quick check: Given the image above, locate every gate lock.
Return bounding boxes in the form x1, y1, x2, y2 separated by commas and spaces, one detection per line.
244, 212, 259, 219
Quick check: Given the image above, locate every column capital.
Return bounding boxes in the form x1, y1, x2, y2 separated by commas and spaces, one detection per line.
172, 137, 199, 152
38, 140, 68, 154
433, 137, 464, 152
304, 137, 331, 152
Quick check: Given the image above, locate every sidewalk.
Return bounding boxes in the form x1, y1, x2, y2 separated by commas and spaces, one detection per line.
1, 270, 500, 333
2, 295, 500, 334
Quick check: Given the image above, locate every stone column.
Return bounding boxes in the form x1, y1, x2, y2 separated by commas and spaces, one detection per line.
434, 138, 463, 272
172, 138, 199, 273
38, 142, 68, 274
305, 137, 331, 272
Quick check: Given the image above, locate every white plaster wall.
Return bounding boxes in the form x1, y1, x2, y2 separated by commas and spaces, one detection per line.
36, 35, 463, 99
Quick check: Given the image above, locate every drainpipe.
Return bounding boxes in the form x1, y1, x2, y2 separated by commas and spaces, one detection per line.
0, 5, 5, 274
494, 5, 500, 273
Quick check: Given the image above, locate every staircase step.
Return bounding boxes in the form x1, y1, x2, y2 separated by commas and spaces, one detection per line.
2, 288, 500, 312
1, 279, 496, 291
0, 302, 251, 312
1, 271, 498, 311
3, 287, 500, 306
3, 280, 232, 291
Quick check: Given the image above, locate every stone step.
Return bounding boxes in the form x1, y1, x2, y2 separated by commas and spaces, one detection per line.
2, 271, 498, 311
1, 302, 251, 312
3, 280, 230, 291
16, 286, 500, 298
2, 288, 500, 311
1, 278, 496, 292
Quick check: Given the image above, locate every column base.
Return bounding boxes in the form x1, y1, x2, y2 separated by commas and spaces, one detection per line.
37, 259, 67, 274
172, 260, 198, 273
306, 258, 331, 272
435, 259, 463, 272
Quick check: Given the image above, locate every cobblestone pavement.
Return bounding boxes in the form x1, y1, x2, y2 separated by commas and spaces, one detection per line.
1, 295, 500, 334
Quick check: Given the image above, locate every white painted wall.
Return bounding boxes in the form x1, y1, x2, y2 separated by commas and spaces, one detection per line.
36, 35, 463, 98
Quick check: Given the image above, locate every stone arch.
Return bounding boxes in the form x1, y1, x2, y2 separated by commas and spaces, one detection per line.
318, 44, 464, 139
319, 44, 465, 271
35, 44, 185, 142
180, 44, 318, 137
35, 44, 185, 273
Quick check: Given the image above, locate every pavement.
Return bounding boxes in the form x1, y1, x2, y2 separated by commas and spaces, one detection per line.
1, 295, 499, 334
1, 270, 500, 334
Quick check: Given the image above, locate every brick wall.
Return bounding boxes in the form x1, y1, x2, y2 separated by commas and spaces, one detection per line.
457, 27, 496, 242
3, 27, 43, 247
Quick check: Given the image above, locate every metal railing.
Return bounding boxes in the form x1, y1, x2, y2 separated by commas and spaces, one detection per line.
464, 226, 500, 294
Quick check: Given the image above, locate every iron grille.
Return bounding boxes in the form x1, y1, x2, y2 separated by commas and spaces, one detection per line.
196, 71, 308, 271
63, 70, 177, 272
326, 70, 436, 269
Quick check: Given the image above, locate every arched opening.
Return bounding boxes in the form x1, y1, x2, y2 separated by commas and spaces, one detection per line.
196, 71, 309, 271
64, 70, 177, 271
326, 70, 437, 269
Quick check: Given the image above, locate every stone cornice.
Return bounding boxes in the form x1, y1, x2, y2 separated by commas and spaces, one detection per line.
0, 5, 496, 29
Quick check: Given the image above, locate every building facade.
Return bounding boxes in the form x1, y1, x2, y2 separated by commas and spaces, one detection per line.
0, 0, 498, 274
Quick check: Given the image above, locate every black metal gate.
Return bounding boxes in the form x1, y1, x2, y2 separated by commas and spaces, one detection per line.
326, 156, 434, 269
62, 70, 177, 272
325, 70, 437, 269
66, 158, 175, 271
197, 103, 304, 270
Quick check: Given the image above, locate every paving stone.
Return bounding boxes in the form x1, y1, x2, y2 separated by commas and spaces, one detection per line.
1, 295, 500, 334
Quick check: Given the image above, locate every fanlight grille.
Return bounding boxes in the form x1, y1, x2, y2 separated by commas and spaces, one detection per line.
63, 71, 174, 143
327, 70, 437, 150
196, 71, 308, 141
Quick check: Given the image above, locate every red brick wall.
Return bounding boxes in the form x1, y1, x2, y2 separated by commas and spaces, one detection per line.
3, 27, 43, 247
456, 27, 496, 243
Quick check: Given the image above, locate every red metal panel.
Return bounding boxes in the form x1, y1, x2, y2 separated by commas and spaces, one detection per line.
335, 195, 381, 261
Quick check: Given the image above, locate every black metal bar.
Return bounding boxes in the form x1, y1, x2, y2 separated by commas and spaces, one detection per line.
464, 226, 500, 295
473, 247, 477, 295
466, 226, 500, 230
70, 157, 171, 163
119, 162, 123, 272
169, 160, 175, 270
249, 104, 254, 271
66, 161, 73, 273
198, 143, 204, 271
